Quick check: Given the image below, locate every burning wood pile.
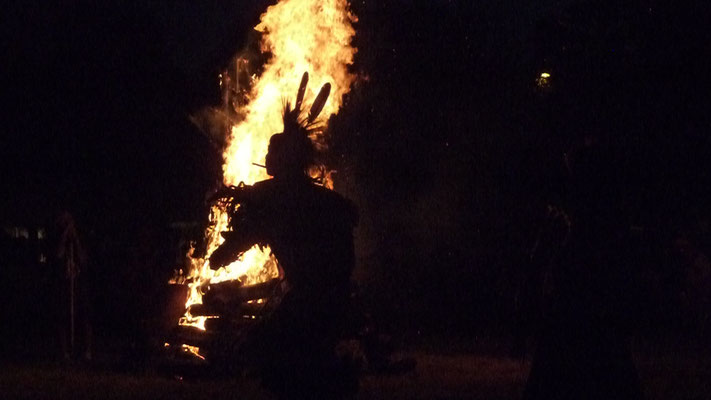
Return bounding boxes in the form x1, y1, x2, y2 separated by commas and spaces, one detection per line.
164, 277, 287, 366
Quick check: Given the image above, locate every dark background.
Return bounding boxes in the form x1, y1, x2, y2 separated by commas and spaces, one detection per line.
2, 0, 711, 355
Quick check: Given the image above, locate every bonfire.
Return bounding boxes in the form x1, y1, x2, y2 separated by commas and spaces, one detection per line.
165, 0, 357, 364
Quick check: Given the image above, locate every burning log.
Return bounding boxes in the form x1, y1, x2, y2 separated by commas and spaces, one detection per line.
201, 278, 282, 306
202, 314, 264, 333
204, 317, 230, 332
238, 301, 268, 316
169, 326, 214, 347
189, 301, 267, 318
187, 303, 224, 318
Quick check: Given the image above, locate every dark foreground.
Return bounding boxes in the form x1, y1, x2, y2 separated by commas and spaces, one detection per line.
1, 340, 709, 400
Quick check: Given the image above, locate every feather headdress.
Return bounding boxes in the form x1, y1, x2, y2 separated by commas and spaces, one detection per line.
266, 72, 331, 178
282, 72, 331, 139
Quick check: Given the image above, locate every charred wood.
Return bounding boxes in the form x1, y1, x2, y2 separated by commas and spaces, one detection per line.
203, 316, 261, 333
202, 278, 281, 306
168, 325, 214, 347
188, 303, 225, 318
189, 302, 266, 318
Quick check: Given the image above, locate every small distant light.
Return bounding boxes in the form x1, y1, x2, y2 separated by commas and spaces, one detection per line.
536, 71, 552, 89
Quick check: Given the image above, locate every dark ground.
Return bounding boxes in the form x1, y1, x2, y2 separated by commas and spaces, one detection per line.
1, 337, 710, 400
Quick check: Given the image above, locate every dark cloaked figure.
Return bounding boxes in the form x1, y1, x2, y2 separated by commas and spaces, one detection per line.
520, 3, 661, 397
210, 73, 359, 398
523, 140, 643, 400
48, 211, 92, 361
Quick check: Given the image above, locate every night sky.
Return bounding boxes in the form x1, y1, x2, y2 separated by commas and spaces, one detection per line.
3, 0, 711, 334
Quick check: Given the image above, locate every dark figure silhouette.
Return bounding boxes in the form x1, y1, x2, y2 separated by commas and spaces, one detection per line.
48, 211, 92, 361
209, 73, 359, 398
523, 140, 643, 400
512, 204, 570, 359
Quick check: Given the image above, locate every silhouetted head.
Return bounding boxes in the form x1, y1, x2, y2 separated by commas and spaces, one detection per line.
265, 128, 315, 179
265, 72, 331, 180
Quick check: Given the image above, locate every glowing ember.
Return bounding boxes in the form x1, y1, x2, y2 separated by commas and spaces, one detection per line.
177, 0, 357, 331
181, 344, 205, 361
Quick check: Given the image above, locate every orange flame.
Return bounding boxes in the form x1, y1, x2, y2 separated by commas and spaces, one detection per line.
179, 0, 357, 330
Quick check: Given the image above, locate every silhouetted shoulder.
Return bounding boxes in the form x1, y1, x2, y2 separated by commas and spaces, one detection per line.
249, 179, 358, 228
309, 184, 359, 228
248, 179, 280, 199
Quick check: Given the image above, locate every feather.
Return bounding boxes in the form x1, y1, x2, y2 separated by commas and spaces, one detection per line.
308, 82, 331, 123
295, 72, 309, 112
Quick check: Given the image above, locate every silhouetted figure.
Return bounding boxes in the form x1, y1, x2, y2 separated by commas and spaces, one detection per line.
210, 73, 359, 398
523, 139, 643, 400
512, 204, 570, 359
48, 211, 92, 361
